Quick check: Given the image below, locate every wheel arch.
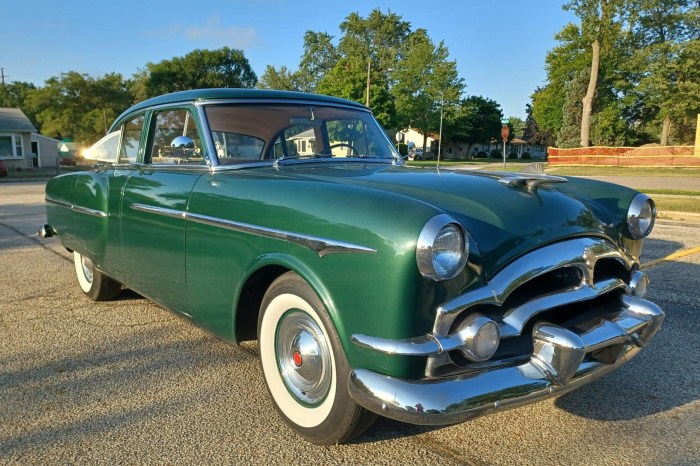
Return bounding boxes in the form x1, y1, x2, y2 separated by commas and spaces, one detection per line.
233, 254, 339, 345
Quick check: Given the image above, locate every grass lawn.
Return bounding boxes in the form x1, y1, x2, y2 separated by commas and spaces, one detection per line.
654, 196, 700, 214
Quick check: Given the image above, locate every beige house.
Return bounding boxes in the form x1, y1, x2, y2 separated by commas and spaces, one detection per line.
397, 128, 437, 153
0, 108, 60, 169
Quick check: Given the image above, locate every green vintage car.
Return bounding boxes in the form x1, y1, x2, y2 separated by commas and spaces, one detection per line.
40, 89, 664, 445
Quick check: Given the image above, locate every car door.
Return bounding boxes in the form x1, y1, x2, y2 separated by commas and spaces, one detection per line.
119, 106, 209, 315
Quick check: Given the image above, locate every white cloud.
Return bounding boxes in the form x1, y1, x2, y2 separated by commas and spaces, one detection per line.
185, 17, 260, 49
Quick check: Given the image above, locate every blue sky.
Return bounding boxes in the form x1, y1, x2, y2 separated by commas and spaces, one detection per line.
1, 0, 576, 119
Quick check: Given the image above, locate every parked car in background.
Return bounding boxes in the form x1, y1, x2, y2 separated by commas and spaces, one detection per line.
40, 89, 664, 445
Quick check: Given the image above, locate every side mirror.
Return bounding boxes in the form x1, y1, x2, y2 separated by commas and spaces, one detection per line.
171, 136, 195, 158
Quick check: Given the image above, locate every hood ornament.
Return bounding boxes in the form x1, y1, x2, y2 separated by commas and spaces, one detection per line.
498, 173, 568, 189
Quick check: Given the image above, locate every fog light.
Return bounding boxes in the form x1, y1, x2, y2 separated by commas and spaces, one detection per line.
456, 314, 500, 362
630, 271, 649, 298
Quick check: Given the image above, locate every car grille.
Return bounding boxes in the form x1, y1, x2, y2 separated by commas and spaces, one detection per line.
426, 237, 638, 377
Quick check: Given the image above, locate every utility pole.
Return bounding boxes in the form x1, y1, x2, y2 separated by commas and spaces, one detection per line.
0, 68, 7, 85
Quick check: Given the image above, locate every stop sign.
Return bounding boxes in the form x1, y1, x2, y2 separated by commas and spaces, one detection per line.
501, 125, 510, 140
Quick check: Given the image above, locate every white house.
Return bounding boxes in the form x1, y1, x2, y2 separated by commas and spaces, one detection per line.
0, 108, 60, 169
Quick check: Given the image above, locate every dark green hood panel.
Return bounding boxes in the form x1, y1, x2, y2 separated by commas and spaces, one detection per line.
251, 163, 638, 279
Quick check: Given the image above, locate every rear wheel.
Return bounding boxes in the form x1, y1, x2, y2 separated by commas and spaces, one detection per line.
258, 272, 376, 445
73, 251, 121, 301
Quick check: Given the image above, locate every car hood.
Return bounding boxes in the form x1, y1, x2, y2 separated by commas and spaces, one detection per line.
261, 163, 634, 278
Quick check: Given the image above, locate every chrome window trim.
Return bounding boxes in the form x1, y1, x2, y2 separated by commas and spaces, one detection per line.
46, 198, 107, 218
129, 203, 376, 257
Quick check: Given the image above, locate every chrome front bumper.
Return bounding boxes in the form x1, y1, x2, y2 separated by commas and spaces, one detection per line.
348, 294, 663, 425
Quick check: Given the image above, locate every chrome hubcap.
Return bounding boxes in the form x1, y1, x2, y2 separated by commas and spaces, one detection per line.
276, 311, 331, 405
81, 256, 94, 284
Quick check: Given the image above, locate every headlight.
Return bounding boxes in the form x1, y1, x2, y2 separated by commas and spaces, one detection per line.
456, 313, 500, 362
416, 214, 469, 281
627, 194, 656, 239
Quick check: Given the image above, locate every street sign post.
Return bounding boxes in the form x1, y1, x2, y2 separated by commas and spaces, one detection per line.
501, 120, 510, 169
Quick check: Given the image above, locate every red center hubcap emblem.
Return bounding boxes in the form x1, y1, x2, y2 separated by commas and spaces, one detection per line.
293, 351, 302, 367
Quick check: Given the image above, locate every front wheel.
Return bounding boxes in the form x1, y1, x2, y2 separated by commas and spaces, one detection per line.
258, 272, 376, 445
73, 251, 121, 301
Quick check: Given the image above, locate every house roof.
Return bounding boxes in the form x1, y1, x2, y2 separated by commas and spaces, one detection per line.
0, 107, 37, 132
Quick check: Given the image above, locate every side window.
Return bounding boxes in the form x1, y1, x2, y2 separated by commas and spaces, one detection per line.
119, 115, 144, 164
85, 131, 120, 163
149, 109, 205, 165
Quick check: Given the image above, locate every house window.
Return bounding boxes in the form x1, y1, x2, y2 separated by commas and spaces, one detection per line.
0, 134, 22, 158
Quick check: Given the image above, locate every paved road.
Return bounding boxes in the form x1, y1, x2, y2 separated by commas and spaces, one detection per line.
1, 181, 699, 465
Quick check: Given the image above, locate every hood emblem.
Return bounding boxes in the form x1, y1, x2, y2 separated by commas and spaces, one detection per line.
498, 173, 567, 189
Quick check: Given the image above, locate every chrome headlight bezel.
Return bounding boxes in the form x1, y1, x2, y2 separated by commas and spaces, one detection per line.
627, 193, 656, 239
416, 214, 469, 281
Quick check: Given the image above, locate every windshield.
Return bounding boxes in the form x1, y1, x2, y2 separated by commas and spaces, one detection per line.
204, 104, 400, 165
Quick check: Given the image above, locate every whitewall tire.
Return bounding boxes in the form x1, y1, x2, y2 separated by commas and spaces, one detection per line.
258, 272, 376, 445
73, 251, 121, 301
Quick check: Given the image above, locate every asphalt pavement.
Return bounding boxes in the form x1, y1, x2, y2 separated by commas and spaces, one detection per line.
1, 181, 699, 465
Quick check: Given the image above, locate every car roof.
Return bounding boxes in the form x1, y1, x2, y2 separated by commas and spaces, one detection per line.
114, 88, 368, 128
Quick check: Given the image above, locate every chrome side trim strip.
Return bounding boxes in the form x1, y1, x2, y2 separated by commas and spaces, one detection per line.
130, 204, 186, 219
129, 203, 376, 257
46, 198, 107, 218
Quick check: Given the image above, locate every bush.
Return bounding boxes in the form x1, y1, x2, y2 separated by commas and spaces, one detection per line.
508, 152, 518, 159
476, 151, 488, 159
522, 152, 531, 160
489, 149, 502, 159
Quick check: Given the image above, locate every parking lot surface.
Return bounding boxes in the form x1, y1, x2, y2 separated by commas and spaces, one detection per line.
1, 181, 699, 465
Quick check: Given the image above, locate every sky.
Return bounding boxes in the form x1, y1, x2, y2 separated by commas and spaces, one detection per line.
0, 0, 577, 119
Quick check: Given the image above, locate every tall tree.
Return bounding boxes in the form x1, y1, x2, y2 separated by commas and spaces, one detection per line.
297, 31, 339, 92
315, 9, 411, 127
26, 72, 131, 144
144, 47, 256, 98
257, 65, 302, 91
627, 0, 700, 144
530, 24, 590, 138
391, 28, 464, 151
446, 96, 502, 159
0, 81, 39, 128
564, 0, 626, 147
557, 70, 589, 148
524, 102, 556, 147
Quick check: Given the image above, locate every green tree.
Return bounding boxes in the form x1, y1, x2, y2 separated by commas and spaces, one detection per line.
143, 47, 257, 98
627, 0, 700, 144
564, 0, 627, 147
446, 96, 502, 159
524, 102, 555, 146
557, 70, 588, 148
531, 24, 590, 138
26, 72, 131, 145
297, 31, 339, 92
508, 116, 526, 137
257, 65, 302, 91
391, 28, 464, 151
314, 9, 411, 127
0, 81, 39, 128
